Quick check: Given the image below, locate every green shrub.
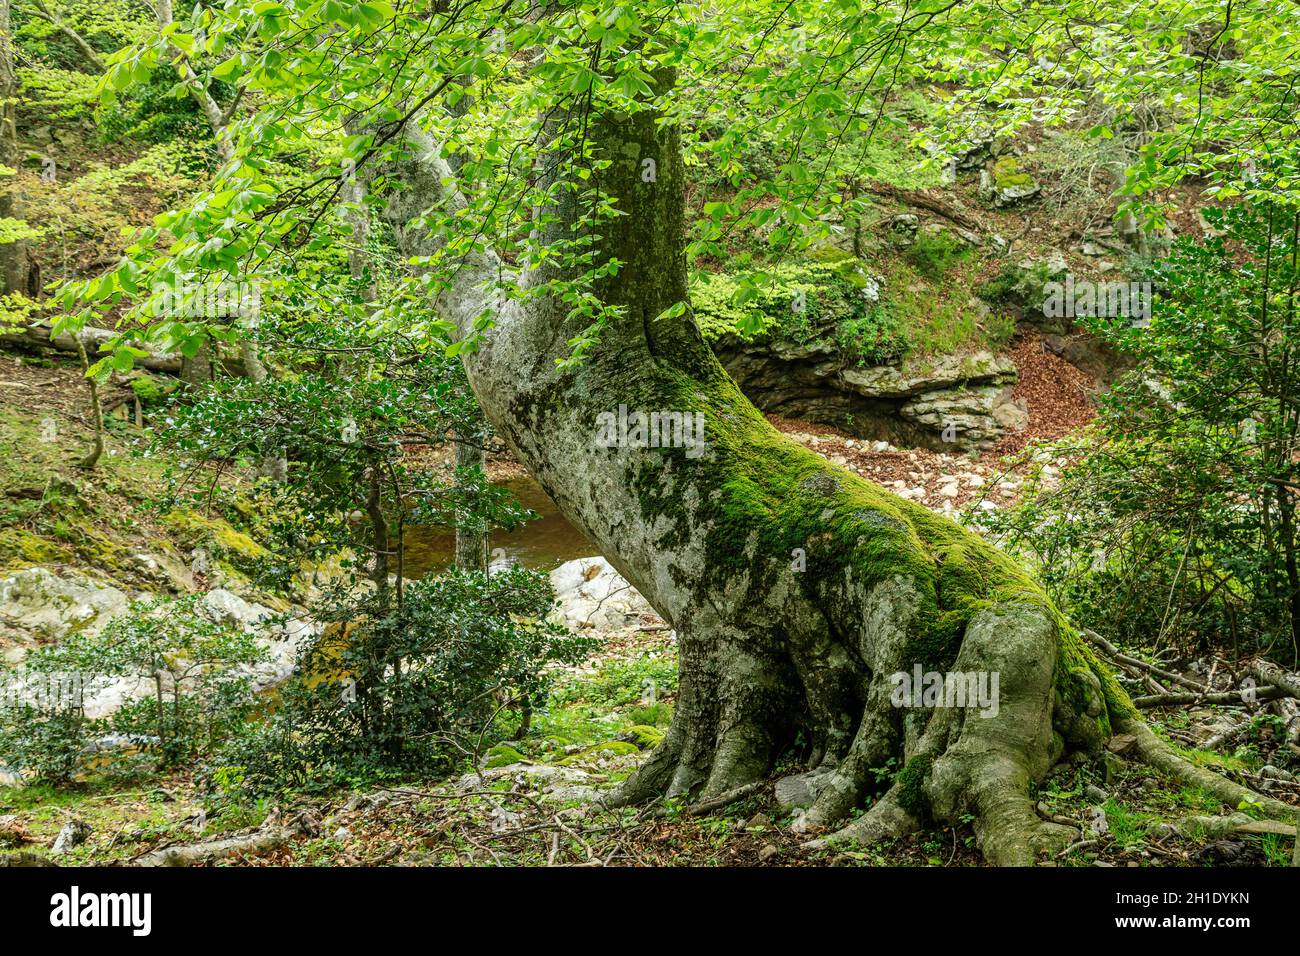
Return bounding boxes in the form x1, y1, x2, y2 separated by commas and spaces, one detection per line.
690, 258, 907, 362
903, 228, 970, 279
980, 200, 1300, 661
0, 706, 95, 787
16, 596, 269, 773
836, 305, 910, 365
215, 567, 597, 795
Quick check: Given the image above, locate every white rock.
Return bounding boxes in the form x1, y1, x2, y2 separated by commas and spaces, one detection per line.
0, 570, 315, 720
548, 557, 655, 632
0, 567, 128, 643
199, 589, 311, 691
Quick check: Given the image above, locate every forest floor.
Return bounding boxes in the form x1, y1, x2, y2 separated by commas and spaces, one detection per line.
2, 345, 1298, 867
4, 615, 1297, 867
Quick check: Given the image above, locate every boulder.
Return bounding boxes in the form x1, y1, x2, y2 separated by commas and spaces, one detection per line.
840, 351, 1015, 399
0, 567, 129, 644
548, 557, 657, 632
979, 156, 1041, 208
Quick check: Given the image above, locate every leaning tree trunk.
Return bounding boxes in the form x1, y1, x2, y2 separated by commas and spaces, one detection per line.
386, 82, 1294, 865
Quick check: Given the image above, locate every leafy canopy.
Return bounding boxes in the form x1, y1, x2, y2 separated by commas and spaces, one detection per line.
54, 0, 1300, 369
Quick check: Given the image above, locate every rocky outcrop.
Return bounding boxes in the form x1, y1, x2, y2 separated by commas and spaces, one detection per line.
0, 567, 129, 662
0, 566, 315, 718
714, 341, 1023, 451
979, 156, 1041, 208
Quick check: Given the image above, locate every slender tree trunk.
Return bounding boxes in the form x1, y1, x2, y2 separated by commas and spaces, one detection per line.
157, 0, 273, 382
1275, 485, 1300, 667
453, 433, 488, 573
0, 0, 33, 296
28, 0, 104, 73
74, 334, 104, 470
365, 464, 389, 596
155, 0, 233, 164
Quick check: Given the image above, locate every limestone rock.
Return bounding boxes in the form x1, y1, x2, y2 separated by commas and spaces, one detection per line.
840, 351, 1015, 399
979, 156, 1041, 208
0, 567, 129, 643
548, 557, 656, 632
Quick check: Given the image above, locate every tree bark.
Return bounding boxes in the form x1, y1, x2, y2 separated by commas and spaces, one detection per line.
73, 333, 104, 469
0, 0, 34, 297
453, 434, 488, 574
379, 81, 1295, 865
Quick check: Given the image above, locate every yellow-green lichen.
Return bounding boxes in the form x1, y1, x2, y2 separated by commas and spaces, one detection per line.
162, 509, 270, 560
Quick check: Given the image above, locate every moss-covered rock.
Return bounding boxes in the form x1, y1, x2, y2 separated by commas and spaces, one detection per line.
622, 724, 666, 749
979, 156, 1041, 208
483, 744, 526, 769
0, 528, 75, 567
162, 509, 270, 560
558, 740, 642, 766
128, 373, 177, 406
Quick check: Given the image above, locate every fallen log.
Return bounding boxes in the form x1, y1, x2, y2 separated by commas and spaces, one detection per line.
2, 323, 183, 373
861, 181, 984, 234
1084, 631, 1209, 693
133, 827, 289, 867
1250, 660, 1300, 703
1133, 686, 1288, 709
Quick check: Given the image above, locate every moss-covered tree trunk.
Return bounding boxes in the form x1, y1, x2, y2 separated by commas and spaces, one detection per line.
391, 81, 1293, 865
0, 0, 33, 297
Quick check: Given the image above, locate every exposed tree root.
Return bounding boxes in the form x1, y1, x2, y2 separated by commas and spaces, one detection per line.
1117, 718, 1299, 821
609, 592, 1297, 866
805, 786, 919, 851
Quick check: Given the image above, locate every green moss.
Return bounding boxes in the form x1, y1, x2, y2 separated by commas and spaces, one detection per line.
625, 725, 666, 749
129, 373, 176, 406
1054, 622, 1138, 736
895, 752, 935, 818
555, 739, 644, 766
991, 155, 1033, 188
588, 740, 642, 757
0, 528, 75, 566
483, 744, 525, 768
162, 509, 270, 560
613, 341, 1140, 737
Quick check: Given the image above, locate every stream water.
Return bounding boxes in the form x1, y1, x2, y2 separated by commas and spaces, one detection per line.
401, 477, 594, 576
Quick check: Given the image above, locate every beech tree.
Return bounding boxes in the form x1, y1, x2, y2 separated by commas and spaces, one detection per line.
60, 0, 1300, 864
